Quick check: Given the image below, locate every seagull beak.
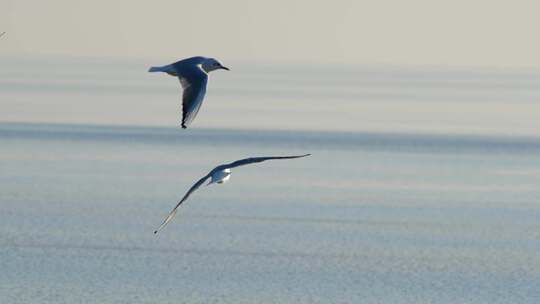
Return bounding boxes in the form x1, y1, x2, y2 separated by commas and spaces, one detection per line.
221, 66, 230, 71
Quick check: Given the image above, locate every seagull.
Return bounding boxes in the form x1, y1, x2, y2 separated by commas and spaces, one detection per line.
154, 154, 311, 234
148, 56, 229, 129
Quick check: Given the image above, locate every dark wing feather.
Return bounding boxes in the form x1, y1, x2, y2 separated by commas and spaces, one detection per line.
224, 154, 311, 169
177, 66, 208, 129
154, 173, 211, 234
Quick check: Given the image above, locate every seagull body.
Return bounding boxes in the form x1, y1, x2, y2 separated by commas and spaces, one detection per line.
209, 168, 231, 185
154, 154, 311, 234
148, 56, 229, 129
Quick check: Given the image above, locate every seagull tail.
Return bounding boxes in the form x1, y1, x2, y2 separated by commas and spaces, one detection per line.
148, 66, 164, 72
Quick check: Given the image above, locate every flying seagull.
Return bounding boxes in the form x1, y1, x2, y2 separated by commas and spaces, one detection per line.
154, 154, 311, 234
148, 56, 229, 129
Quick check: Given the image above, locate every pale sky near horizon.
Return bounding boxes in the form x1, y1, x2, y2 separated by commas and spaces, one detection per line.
2, 0, 540, 67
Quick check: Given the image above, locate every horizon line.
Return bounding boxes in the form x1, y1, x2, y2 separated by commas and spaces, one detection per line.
2, 120, 540, 142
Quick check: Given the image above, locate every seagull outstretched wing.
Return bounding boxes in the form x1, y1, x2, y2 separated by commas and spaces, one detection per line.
224, 154, 311, 169
154, 173, 211, 234
177, 65, 208, 129
154, 154, 311, 234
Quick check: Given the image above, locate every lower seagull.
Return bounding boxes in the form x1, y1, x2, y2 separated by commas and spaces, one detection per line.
154, 154, 311, 234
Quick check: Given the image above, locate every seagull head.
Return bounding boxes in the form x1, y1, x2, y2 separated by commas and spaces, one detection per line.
201, 58, 230, 73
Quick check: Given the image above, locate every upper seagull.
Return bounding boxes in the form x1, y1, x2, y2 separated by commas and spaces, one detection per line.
148, 56, 229, 128
154, 154, 311, 234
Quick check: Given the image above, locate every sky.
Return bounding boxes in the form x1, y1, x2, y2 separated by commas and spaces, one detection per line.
2, 0, 540, 67
1, 0, 540, 135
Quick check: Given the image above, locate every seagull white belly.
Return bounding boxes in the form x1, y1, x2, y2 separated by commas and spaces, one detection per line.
217, 174, 230, 184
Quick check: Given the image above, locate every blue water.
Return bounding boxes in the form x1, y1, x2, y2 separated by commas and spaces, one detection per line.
2, 56, 540, 303
1, 121, 539, 303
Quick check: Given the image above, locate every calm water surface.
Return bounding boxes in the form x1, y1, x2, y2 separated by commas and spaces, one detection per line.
1, 123, 539, 304
1, 57, 540, 303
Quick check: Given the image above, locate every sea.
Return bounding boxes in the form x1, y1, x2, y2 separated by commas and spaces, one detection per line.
1, 56, 539, 303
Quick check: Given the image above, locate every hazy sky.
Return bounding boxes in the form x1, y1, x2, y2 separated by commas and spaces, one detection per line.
2, 0, 540, 67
